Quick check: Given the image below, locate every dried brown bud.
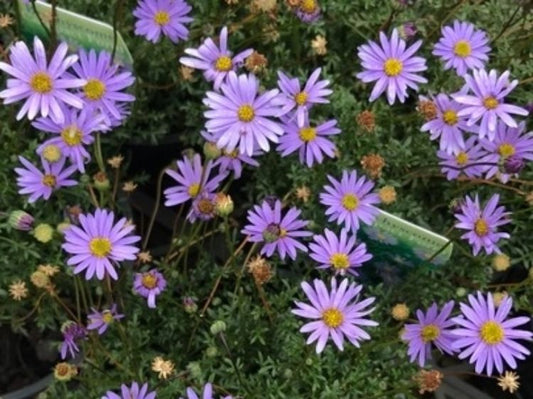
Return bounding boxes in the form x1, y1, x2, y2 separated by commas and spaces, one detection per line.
356, 110, 376, 133
361, 154, 385, 179
247, 256, 273, 285
417, 99, 437, 121
413, 369, 443, 394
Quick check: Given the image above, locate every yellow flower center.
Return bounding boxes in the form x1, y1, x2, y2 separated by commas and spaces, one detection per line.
300, 0, 317, 13
383, 58, 403, 77
153, 11, 170, 26
84, 79, 106, 101
279, 228, 288, 238
30, 72, 53, 94
498, 143, 516, 158
215, 56, 233, 72
474, 219, 489, 236
294, 91, 308, 106
142, 273, 158, 289
89, 237, 112, 258
299, 127, 317, 142
330, 253, 350, 270
322, 307, 344, 328
342, 193, 359, 211
42, 174, 56, 187
102, 311, 114, 324
188, 183, 200, 197
237, 104, 255, 122
61, 125, 83, 146
421, 324, 440, 343
456, 151, 469, 165
483, 96, 499, 110
480, 321, 505, 345
42, 144, 62, 162
453, 40, 472, 58
443, 110, 458, 125
224, 149, 239, 159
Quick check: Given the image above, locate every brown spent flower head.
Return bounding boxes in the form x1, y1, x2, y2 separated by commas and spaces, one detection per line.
379, 186, 397, 205
251, 0, 277, 13
137, 251, 153, 264
311, 35, 327, 56
214, 193, 234, 216
122, 181, 138, 192
0, 14, 15, 28
247, 256, 273, 285
391, 303, 409, 321
361, 154, 385, 179
245, 51, 268, 74
107, 155, 124, 169
30, 271, 51, 289
151, 356, 175, 380
413, 369, 443, 394
38, 264, 60, 277
417, 99, 438, 121
356, 110, 376, 133
180, 66, 194, 81
54, 362, 78, 382
295, 186, 311, 203
492, 253, 510, 272
262, 24, 280, 43
9, 280, 28, 301
498, 371, 520, 394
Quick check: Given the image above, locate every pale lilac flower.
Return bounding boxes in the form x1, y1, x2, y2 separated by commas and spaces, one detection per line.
102, 382, 156, 399
433, 21, 490, 76
453, 69, 529, 140
292, 278, 378, 353
133, 0, 192, 44
438, 136, 490, 180
87, 304, 125, 335
187, 192, 216, 223
180, 26, 253, 90
402, 301, 456, 367
62, 209, 141, 280
60, 322, 87, 360
0, 37, 85, 123
356, 29, 427, 105
452, 292, 532, 376
454, 194, 511, 255
15, 156, 77, 203
133, 269, 167, 308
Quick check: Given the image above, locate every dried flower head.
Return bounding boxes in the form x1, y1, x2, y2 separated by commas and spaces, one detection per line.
122, 181, 138, 192
295, 186, 311, 203
247, 256, 273, 285
361, 154, 385, 179
30, 270, 51, 288
180, 65, 194, 81
311, 35, 327, 55
492, 253, 510, 272
252, 0, 277, 13
137, 251, 153, 264
33, 223, 54, 243
417, 99, 438, 121
413, 369, 443, 394
38, 264, 60, 277
379, 186, 397, 204
107, 155, 124, 169
9, 280, 28, 301
356, 110, 376, 133
245, 51, 268, 74
498, 371, 520, 394
151, 356, 175, 380
0, 14, 14, 28
391, 303, 410, 321
54, 362, 78, 381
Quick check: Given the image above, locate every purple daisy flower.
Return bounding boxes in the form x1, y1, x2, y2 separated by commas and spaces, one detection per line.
60, 321, 87, 360
164, 154, 227, 207
433, 20, 491, 76
292, 278, 378, 353
180, 383, 232, 399
0, 37, 85, 123
34, 106, 107, 172
308, 228, 372, 276
201, 131, 259, 179
454, 194, 511, 256
319, 170, 381, 233
203, 72, 284, 156
277, 116, 340, 167
103, 382, 156, 399
133, 269, 167, 308
276, 68, 332, 127
453, 69, 529, 140
180, 26, 253, 90
15, 156, 77, 203
241, 199, 312, 260
452, 292, 533, 376
294, 1, 321, 23
421, 93, 474, 154
87, 304, 125, 335
62, 209, 141, 280
480, 121, 533, 182
402, 301, 456, 367
187, 192, 217, 223
133, 0, 192, 44
437, 136, 490, 180
71, 49, 135, 126
356, 29, 427, 105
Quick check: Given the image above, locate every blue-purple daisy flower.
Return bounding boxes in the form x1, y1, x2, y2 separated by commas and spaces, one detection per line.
133, 269, 167, 308
180, 26, 253, 90
320, 170, 381, 232
241, 199, 311, 260
433, 20, 491, 76
437, 136, 490, 180
60, 321, 87, 360
452, 292, 533, 376
0, 37, 85, 123
356, 29, 427, 105
454, 194, 511, 255
87, 304, 125, 335
103, 382, 156, 399
133, 0, 192, 44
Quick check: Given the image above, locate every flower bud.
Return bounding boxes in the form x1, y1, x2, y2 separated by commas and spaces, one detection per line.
32, 223, 54, 243
93, 171, 110, 191
203, 141, 221, 160
8, 210, 34, 231
183, 297, 197, 314
214, 193, 234, 216
57, 222, 72, 235
503, 155, 524, 174
210, 320, 227, 335
186, 361, 202, 380
205, 346, 218, 358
